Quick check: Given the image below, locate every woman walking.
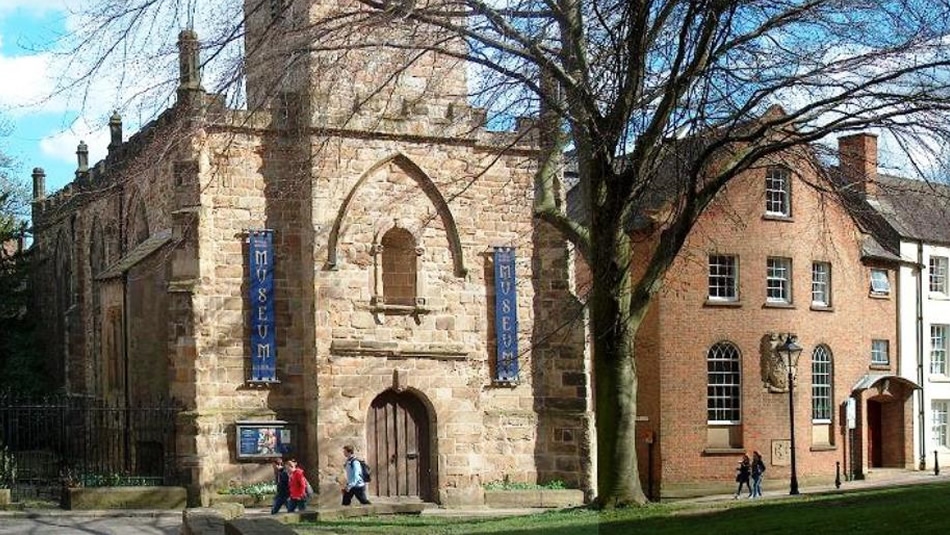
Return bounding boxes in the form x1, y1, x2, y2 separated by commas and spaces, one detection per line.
734, 454, 752, 499
750, 451, 766, 498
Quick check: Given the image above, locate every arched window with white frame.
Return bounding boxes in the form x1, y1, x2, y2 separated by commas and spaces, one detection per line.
706, 341, 743, 449
707, 342, 741, 423
811, 344, 835, 446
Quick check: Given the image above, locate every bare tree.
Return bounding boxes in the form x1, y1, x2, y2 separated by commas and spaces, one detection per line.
58, 0, 950, 506
0, 119, 27, 246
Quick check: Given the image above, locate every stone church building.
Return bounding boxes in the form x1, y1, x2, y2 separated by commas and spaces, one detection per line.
29, 1, 590, 505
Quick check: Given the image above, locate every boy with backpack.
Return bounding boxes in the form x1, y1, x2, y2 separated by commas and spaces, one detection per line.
342, 444, 372, 506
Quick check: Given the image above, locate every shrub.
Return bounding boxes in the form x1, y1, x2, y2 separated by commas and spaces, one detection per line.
60, 469, 162, 488
483, 478, 567, 491
223, 482, 277, 499
0, 442, 15, 488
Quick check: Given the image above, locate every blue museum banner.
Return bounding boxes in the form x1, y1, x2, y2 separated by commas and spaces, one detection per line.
248, 230, 277, 382
493, 246, 519, 383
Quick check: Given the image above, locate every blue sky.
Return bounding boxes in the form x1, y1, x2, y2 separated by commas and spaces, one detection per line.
0, 0, 933, 202
1, 1, 88, 195
0, 0, 240, 201
0, 0, 187, 198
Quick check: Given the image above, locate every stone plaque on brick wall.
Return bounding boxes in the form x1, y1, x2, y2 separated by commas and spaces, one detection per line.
771, 439, 791, 466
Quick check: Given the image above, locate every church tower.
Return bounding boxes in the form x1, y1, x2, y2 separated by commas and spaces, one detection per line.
243, 0, 470, 130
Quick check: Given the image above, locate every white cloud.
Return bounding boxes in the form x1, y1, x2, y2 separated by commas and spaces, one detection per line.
0, 51, 58, 112
0, 0, 78, 16
38, 119, 108, 166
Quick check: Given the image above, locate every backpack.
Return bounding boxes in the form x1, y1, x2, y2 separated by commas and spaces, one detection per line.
358, 459, 372, 483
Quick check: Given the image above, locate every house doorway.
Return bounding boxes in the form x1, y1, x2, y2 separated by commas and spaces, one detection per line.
366, 389, 433, 501
867, 400, 883, 468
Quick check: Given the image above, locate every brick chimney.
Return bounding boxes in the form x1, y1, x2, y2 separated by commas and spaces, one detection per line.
838, 133, 878, 197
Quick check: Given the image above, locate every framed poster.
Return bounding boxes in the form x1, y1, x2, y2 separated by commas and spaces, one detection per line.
235, 421, 293, 459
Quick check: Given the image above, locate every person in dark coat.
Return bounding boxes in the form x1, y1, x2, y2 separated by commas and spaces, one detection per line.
734, 454, 752, 499
270, 458, 290, 514
750, 450, 766, 498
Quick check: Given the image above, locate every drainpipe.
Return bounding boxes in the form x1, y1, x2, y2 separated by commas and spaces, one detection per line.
916, 240, 926, 470
123, 271, 132, 473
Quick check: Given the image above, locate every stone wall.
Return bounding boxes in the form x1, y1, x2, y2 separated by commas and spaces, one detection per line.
31, 1, 591, 506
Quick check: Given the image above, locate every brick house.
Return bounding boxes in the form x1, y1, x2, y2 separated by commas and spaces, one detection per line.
28, 1, 590, 506
572, 133, 918, 497
840, 134, 950, 472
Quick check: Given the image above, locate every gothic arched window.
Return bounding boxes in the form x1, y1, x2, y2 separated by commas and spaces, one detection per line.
380, 227, 417, 307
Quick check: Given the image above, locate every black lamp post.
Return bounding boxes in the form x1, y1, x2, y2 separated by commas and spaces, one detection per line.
778, 333, 803, 495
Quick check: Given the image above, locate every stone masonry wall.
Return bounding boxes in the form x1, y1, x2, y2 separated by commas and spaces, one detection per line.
308, 132, 588, 505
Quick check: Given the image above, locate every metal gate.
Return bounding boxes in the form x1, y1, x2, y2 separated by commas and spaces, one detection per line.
367, 390, 432, 501
0, 393, 181, 504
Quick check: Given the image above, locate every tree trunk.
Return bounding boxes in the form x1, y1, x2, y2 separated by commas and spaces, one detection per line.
589, 228, 648, 507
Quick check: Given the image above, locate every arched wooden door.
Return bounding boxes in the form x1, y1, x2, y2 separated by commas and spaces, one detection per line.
367, 390, 432, 501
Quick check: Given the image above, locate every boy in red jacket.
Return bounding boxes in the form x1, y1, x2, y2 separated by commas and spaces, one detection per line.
286, 459, 309, 512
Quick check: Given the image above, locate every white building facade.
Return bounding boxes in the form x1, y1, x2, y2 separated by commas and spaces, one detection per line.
898, 239, 950, 471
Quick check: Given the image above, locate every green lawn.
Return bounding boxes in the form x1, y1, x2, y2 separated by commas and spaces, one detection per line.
295, 481, 950, 534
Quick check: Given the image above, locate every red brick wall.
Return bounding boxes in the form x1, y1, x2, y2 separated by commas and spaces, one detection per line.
634, 152, 904, 494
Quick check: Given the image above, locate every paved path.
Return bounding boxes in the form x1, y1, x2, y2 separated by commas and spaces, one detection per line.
0, 510, 181, 535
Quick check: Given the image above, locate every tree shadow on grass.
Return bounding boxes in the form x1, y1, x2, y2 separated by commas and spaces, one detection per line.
299, 483, 950, 535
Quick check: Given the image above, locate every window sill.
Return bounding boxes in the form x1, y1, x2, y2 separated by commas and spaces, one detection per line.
370, 297, 431, 316
763, 214, 793, 222
809, 444, 837, 452
869, 364, 891, 371
868, 292, 891, 299
927, 375, 950, 383
704, 299, 742, 308
810, 304, 834, 312
928, 292, 950, 301
330, 339, 468, 360
703, 447, 745, 455
763, 302, 795, 309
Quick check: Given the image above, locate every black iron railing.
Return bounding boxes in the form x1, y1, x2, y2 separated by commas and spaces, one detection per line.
0, 393, 181, 503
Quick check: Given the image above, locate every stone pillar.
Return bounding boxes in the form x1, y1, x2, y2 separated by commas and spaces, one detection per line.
177, 29, 202, 92
32, 167, 46, 201
75, 141, 89, 182
109, 111, 123, 152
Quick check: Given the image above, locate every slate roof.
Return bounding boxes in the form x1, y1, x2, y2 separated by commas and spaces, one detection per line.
565, 124, 950, 260
96, 229, 173, 280
867, 175, 950, 246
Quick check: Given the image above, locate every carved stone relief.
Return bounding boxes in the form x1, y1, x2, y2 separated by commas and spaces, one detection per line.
760, 332, 797, 393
